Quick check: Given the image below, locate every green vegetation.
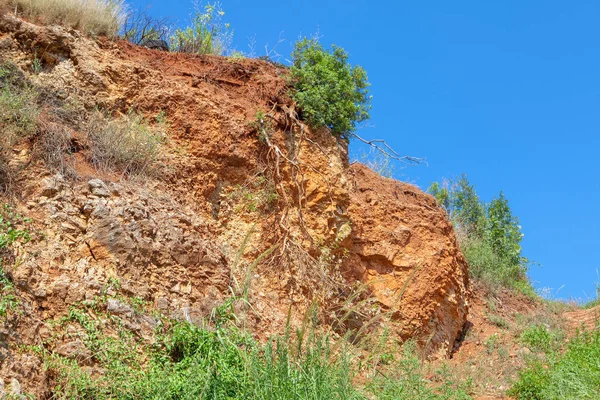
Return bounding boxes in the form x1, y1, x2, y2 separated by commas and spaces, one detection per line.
249, 110, 274, 144
520, 324, 562, 354
368, 341, 472, 400
45, 294, 474, 399
290, 38, 371, 138
0, 62, 40, 140
0, 204, 31, 321
231, 177, 278, 213
48, 297, 360, 399
11, 0, 125, 37
0, 61, 40, 189
170, 2, 233, 55
86, 110, 165, 176
429, 175, 534, 296
510, 328, 600, 399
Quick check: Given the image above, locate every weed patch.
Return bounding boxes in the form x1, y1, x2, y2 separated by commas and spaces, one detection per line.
0, 204, 31, 321
510, 328, 600, 399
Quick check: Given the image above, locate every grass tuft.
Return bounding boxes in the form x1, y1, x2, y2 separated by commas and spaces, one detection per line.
11, 0, 126, 37
86, 110, 164, 177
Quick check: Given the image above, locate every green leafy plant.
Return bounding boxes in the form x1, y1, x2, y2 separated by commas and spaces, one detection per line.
290, 37, 371, 138
0, 269, 19, 320
0, 204, 31, 321
230, 175, 278, 214
47, 297, 366, 400
170, 2, 233, 55
249, 110, 273, 143
520, 324, 561, 353
368, 340, 472, 399
487, 313, 510, 329
0, 62, 40, 139
32, 55, 43, 74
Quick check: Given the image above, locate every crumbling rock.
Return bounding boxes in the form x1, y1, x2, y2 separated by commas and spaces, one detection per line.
347, 164, 470, 358
0, 12, 472, 395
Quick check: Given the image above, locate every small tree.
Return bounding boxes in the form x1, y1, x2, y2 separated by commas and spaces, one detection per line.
486, 192, 525, 270
290, 38, 371, 138
429, 175, 532, 294
429, 174, 486, 238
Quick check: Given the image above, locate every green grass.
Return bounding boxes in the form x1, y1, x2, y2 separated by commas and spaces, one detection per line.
368, 341, 472, 400
0, 268, 19, 320
462, 237, 536, 297
519, 324, 562, 354
0, 204, 31, 321
510, 328, 600, 399
0, 61, 40, 189
45, 295, 474, 400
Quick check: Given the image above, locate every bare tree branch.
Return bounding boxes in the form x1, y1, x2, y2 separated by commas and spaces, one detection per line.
351, 132, 427, 166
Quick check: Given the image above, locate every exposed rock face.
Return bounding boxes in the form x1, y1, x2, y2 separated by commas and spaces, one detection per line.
347, 165, 470, 358
14, 176, 230, 318
0, 12, 470, 395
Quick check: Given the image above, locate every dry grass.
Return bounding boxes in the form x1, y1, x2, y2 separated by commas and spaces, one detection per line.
36, 118, 78, 177
0, 61, 40, 191
86, 110, 164, 177
11, 0, 126, 37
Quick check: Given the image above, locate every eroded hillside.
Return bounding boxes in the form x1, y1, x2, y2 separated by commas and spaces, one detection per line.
0, 13, 475, 397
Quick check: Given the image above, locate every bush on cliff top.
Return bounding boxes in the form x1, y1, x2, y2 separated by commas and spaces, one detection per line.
290, 38, 371, 138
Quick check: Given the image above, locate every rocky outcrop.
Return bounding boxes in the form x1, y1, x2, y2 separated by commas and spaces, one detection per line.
15, 175, 230, 318
347, 164, 470, 358
0, 12, 470, 394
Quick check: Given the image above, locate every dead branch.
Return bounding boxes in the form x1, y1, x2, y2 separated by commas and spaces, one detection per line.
351, 133, 426, 165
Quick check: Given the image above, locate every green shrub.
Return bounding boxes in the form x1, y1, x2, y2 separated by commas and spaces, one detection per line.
509, 361, 549, 400
429, 175, 533, 295
12, 0, 125, 37
290, 38, 371, 138
86, 110, 164, 176
510, 329, 600, 399
170, 2, 233, 55
520, 325, 559, 353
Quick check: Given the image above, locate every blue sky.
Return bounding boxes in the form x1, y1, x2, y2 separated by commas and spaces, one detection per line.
127, 0, 600, 300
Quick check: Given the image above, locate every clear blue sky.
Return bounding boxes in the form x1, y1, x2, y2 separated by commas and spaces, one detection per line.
127, 0, 600, 301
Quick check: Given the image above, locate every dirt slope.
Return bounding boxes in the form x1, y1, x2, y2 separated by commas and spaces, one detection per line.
0, 13, 470, 395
